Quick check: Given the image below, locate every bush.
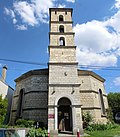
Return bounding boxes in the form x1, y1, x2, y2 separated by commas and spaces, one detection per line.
86, 123, 119, 131
27, 128, 48, 137
0, 95, 8, 124
106, 122, 119, 130
16, 119, 35, 128
106, 108, 114, 123
82, 111, 93, 129
86, 123, 107, 131
0, 124, 8, 128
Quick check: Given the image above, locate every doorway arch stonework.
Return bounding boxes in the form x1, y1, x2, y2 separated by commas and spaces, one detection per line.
55, 95, 74, 132
53, 93, 83, 134
57, 97, 72, 132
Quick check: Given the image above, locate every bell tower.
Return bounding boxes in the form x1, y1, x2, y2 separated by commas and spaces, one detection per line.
48, 8, 83, 134
49, 8, 76, 64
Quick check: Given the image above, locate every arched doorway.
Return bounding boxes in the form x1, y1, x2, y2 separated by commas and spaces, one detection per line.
58, 97, 72, 132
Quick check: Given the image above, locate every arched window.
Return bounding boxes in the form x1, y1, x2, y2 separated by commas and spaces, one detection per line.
17, 89, 25, 118
59, 37, 65, 46
59, 25, 64, 33
59, 15, 64, 21
99, 89, 105, 115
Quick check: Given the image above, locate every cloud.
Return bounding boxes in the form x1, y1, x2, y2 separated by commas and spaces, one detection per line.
4, 0, 55, 29
4, 8, 15, 18
74, 21, 118, 53
13, 1, 38, 26
66, 0, 75, 3
113, 77, 120, 86
76, 49, 117, 66
4, 8, 17, 24
31, 0, 54, 23
4, 0, 120, 68
4, 0, 75, 29
16, 25, 27, 30
115, 0, 120, 9
73, 0, 120, 67
106, 10, 120, 33
57, 4, 66, 8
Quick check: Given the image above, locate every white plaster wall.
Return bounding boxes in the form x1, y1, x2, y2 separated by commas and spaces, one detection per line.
0, 81, 8, 98
0, 80, 14, 124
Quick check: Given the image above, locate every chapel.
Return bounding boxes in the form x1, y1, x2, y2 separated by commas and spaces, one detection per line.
10, 8, 108, 134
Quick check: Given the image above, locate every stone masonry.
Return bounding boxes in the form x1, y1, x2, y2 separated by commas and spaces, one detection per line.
10, 69, 48, 126
10, 8, 108, 135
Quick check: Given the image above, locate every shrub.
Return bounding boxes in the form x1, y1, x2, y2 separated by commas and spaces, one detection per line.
27, 128, 36, 137
0, 95, 8, 124
106, 108, 114, 123
0, 124, 8, 128
106, 122, 119, 130
82, 111, 93, 129
86, 123, 119, 131
86, 123, 107, 131
27, 128, 48, 137
16, 119, 35, 128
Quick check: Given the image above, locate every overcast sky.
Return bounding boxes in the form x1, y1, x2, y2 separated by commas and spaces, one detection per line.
0, 0, 120, 93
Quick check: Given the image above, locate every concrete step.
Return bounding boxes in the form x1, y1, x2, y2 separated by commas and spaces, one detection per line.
58, 135, 77, 137
57, 132, 89, 137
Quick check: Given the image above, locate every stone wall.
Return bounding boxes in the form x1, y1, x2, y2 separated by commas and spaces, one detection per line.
10, 69, 109, 128
78, 70, 108, 123
50, 35, 74, 46
51, 23, 73, 33
49, 47, 76, 62
50, 10, 72, 22
49, 64, 79, 85
10, 70, 48, 126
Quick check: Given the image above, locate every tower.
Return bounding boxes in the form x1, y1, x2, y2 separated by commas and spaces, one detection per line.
48, 8, 83, 134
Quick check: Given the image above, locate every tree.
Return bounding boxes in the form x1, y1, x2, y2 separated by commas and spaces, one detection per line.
0, 95, 8, 125
107, 92, 120, 119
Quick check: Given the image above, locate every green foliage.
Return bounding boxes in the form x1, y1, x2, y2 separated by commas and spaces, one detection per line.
106, 108, 114, 123
16, 119, 35, 128
27, 128, 48, 137
0, 95, 8, 124
27, 128, 36, 137
82, 111, 93, 129
85, 125, 120, 137
108, 92, 120, 113
86, 123, 119, 131
0, 124, 8, 128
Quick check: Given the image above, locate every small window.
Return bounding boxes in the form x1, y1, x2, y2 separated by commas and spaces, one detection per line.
59, 37, 65, 46
55, 11, 57, 14
59, 25, 64, 33
65, 11, 67, 15
59, 15, 64, 21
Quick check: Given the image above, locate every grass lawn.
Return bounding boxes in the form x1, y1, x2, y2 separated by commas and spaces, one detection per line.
85, 126, 120, 137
